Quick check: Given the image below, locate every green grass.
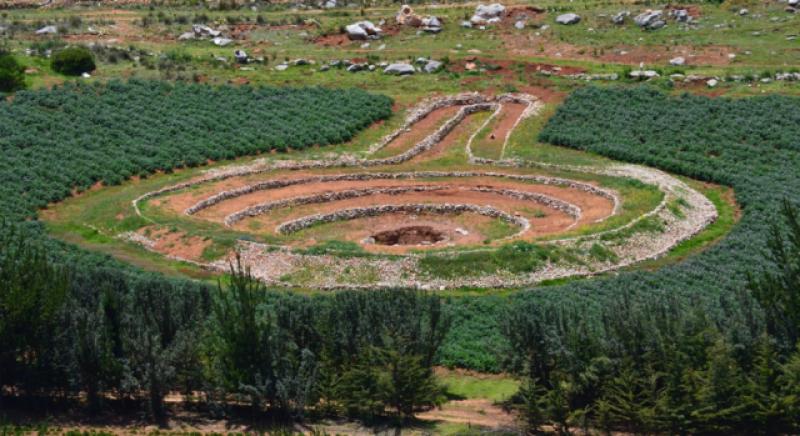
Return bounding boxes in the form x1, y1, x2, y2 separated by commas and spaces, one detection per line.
440, 373, 520, 402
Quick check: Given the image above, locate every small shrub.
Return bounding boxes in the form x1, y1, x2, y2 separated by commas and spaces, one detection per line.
51, 46, 96, 76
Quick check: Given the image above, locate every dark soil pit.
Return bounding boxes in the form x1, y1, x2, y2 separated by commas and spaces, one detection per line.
372, 226, 445, 246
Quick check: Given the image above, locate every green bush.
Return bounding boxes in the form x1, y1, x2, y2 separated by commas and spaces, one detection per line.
0, 51, 25, 92
51, 46, 96, 76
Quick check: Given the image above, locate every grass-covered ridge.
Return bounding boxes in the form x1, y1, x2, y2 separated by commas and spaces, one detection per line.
0, 79, 392, 220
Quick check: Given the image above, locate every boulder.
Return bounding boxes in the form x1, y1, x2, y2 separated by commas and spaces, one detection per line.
671, 9, 690, 22
345, 21, 382, 40
347, 63, 366, 72
706, 78, 718, 88
612, 11, 630, 25
634, 10, 663, 29
470, 3, 505, 25
421, 16, 443, 33
384, 63, 415, 75
396, 4, 416, 25
461, 20, 473, 28
293, 58, 310, 65
669, 56, 685, 66
322, 0, 336, 8
193, 24, 221, 37
556, 13, 581, 25
789, 0, 798, 6
212, 37, 233, 46
275, 64, 289, 71
178, 31, 195, 41
424, 60, 443, 73
234, 49, 248, 63
514, 20, 525, 29
738, 8, 749, 16
629, 69, 660, 79
35, 25, 58, 35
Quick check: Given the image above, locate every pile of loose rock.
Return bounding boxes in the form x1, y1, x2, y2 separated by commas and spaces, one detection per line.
396, 5, 443, 33
345, 20, 382, 40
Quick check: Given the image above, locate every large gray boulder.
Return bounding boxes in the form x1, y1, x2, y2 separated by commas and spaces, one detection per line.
424, 60, 443, 73
35, 25, 58, 35
421, 16, 443, 33
612, 11, 630, 25
556, 13, 581, 25
634, 10, 663, 28
234, 49, 248, 63
384, 63, 415, 75
193, 24, 221, 37
212, 37, 233, 46
671, 9, 690, 22
471, 3, 506, 25
345, 21, 382, 40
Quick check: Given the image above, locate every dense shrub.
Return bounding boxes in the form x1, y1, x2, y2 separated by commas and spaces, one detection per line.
0, 51, 25, 92
0, 80, 392, 220
50, 46, 96, 76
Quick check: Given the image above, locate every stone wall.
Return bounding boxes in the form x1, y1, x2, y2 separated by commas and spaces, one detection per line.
276, 203, 530, 234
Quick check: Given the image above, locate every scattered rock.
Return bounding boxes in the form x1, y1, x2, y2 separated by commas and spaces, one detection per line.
81, 72, 91, 78
178, 31, 195, 41
319, 64, 330, 72
612, 11, 630, 24
706, 78, 718, 88
35, 25, 58, 35
234, 50, 248, 63
514, 20, 525, 29
192, 24, 221, 38
384, 63, 415, 75
634, 10, 664, 30
212, 37, 233, 46
470, 3, 506, 25
424, 60, 443, 73
275, 63, 289, 71
421, 16, 443, 33
556, 13, 581, 25
738, 8, 749, 16
629, 69, 660, 79
347, 63, 366, 72
345, 21, 382, 40
671, 9, 690, 22
669, 56, 685, 66
293, 58, 310, 66
461, 20, 473, 28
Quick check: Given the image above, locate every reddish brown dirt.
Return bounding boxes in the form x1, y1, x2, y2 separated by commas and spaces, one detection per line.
500, 5, 546, 27
138, 227, 210, 261
451, 58, 586, 78
160, 176, 614, 252
474, 102, 527, 158
378, 105, 461, 156
518, 85, 566, 104
314, 32, 351, 47
413, 111, 481, 162
417, 399, 517, 429
502, 33, 734, 66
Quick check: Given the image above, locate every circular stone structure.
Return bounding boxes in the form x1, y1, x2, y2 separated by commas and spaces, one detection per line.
124, 93, 718, 289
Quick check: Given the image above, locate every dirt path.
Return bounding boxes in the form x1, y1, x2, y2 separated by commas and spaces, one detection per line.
377, 106, 461, 157
417, 399, 518, 429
